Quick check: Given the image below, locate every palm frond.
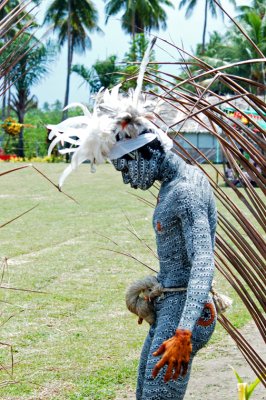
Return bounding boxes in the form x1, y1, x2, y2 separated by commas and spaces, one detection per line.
143, 25, 266, 385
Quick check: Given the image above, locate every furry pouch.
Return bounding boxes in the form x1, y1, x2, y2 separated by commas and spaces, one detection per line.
125, 276, 163, 325
211, 282, 233, 315
126, 277, 233, 325
212, 290, 233, 315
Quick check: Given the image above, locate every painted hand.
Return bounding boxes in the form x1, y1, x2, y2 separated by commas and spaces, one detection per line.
152, 329, 192, 382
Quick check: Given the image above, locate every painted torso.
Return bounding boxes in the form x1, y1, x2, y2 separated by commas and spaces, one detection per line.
153, 152, 217, 330
136, 151, 218, 399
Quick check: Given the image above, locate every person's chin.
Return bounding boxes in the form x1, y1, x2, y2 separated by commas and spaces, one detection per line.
131, 183, 151, 191
130, 183, 139, 189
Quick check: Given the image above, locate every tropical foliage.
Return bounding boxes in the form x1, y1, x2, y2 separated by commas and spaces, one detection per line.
104, 0, 174, 36
121, 33, 158, 90
179, 3, 266, 95
72, 34, 158, 93
179, 0, 237, 53
43, 0, 102, 118
237, 0, 265, 19
231, 366, 263, 400
0, 0, 36, 120
8, 35, 55, 157
72, 54, 122, 94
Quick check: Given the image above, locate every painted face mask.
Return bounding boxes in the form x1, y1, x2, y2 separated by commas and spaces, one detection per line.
112, 138, 165, 190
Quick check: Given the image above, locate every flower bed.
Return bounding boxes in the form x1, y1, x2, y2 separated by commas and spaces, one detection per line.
0, 148, 17, 161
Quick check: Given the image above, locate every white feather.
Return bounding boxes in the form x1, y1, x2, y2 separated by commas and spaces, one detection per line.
92, 87, 105, 116
47, 129, 83, 155
63, 102, 91, 117
54, 114, 116, 188
133, 37, 157, 107
58, 165, 74, 189
46, 38, 175, 189
103, 88, 111, 104
47, 115, 92, 140
110, 83, 122, 103
59, 148, 77, 155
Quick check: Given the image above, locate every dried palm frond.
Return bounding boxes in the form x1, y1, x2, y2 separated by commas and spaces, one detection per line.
143, 21, 265, 386
0, 0, 37, 84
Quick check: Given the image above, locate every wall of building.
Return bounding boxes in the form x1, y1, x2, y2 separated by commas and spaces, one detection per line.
174, 132, 223, 163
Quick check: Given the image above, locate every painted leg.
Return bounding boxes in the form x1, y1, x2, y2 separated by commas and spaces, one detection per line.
137, 325, 155, 400
141, 354, 194, 400
137, 295, 217, 399
139, 294, 190, 399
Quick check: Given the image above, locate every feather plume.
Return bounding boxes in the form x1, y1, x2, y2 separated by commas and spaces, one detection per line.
63, 102, 92, 117
47, 108, 115, 188
46, 37, 172, 187
133, 37, 157, 107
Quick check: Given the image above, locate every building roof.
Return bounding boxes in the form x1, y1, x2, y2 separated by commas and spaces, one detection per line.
156, 95, 266, 134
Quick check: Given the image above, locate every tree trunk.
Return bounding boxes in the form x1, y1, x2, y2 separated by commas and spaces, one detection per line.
7, 75, 11, 117
62, 0, 72, 122
17, 127, 24, 158
202, 0, 208, 54
2, 75, 7, 121
17, 111, 25, 158
131, 2, 135, 38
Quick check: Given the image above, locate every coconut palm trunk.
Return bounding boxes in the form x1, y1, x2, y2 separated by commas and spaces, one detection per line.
15, 93, 26, 157
202, 0, 208, 53
17, 127, 24, 158
1, 76, 7, 120
62, 0, 72, 121
7, 76, 11, 117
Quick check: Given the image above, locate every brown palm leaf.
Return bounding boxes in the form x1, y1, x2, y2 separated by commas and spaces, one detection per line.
0, 0, 37, 99
145, 31, 266, 386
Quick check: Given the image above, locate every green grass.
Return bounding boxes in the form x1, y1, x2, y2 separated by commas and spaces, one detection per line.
0, 162, 261, 399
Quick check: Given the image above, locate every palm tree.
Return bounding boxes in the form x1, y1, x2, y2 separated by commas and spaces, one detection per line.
104, 0, 174, 37
237, 0, 265, 19
8, 35, 55, 157
0, 0, 38, 120
44, 0, 102, 119
178, 0, 236, 54
227, 10, 266, 92
201, 8, 266, 92
72, 55, 122, 94
0, 1, 18, 119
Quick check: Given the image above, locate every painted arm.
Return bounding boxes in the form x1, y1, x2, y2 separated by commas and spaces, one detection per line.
153, 182, 216, 382
177, 188, 215, 331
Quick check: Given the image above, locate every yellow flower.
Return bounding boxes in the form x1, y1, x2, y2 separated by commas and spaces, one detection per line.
2, 117, 22, 136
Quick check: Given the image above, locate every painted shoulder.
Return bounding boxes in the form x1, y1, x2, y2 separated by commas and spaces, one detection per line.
161, 165, 212, 215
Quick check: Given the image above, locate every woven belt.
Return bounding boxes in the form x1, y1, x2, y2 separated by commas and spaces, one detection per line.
161, 287, 187, 293
156, 286, 187, 300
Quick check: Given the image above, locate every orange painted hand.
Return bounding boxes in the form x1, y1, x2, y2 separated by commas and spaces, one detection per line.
152, 329, 192, 382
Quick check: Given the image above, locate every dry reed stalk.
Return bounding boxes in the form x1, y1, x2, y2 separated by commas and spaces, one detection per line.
144, 31, 266, 384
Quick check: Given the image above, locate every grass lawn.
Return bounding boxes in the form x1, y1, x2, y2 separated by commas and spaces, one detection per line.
0, 162, 257, 399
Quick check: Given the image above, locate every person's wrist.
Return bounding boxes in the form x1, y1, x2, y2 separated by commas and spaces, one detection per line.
174, 329, 192, 339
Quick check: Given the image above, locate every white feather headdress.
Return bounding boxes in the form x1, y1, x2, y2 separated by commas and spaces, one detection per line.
47, 37, 173, 188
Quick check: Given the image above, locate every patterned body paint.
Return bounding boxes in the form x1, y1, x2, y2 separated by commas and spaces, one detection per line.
112, 138, 165, 191
137, 151, 217, 399
114, 147, 217, 400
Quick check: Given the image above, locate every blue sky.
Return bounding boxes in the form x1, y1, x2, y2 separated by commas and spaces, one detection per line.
33, 0, 251, 107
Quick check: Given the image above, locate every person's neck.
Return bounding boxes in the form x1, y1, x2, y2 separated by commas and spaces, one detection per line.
158, 151, 187, 183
